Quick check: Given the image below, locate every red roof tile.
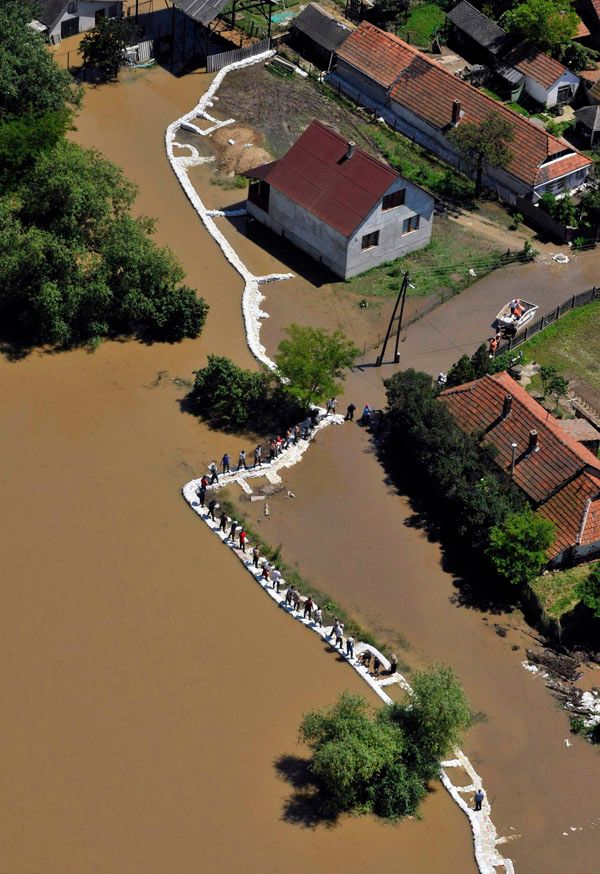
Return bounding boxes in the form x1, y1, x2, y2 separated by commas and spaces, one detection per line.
576, 18, 591, 38
440, 372, 600, 557
581, 493, 600, 545
504, 43, 570, 90
336, 22, 591, 188
558, 418, 600, 443
245, 119, 401, 236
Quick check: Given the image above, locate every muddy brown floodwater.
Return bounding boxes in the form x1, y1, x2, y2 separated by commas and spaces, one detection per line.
2, 64, 478, 873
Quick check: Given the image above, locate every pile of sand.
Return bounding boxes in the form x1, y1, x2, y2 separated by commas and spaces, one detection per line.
211, 125, 272, 176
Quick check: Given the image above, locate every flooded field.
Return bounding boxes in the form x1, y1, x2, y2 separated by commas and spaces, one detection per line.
4, 51, 599, 874
3, 62, 478, 874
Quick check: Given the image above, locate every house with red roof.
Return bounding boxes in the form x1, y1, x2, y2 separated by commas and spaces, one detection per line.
333, 22, 591, 203
497, 43, 580, 109
440, 371, 600, 566
244, 120, 434, 279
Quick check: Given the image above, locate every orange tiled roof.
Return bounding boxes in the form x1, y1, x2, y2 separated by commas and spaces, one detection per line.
582, 494, 600, 545
576, 18, 591, 38
440, 372, 600, 557
504, 43, 570, 90
336, 22, 591, 188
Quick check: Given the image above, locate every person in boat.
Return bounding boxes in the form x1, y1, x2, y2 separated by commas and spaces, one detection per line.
509, 298, 518, 314
513, 299, 524, 319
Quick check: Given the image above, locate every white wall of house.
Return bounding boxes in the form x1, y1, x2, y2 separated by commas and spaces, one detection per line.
247, 176, 433, 280
345, 178, 433, 277
48, 1, 122, 42
523, 70, 580, 108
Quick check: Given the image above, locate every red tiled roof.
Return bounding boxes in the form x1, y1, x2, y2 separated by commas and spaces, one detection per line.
440, 372, 600, 557
245, 119, 400, 236
576, 18, 591, 38
504, 43, 570, 90
336, 22, 591, 188
582, 494, 600, 545
336, 23, 417, 87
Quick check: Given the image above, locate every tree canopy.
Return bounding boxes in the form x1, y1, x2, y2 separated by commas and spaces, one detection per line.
0, 0, 81, 121
502, 0, 579, 52
190, 355, 306, 431
487, 508, 555, 584
577, 563, 600, 618
275, 324, 359, 405
448, 112, 515, 196
0, 3, 208, 350
79, 16, 139, 81
298, 666, 472, 820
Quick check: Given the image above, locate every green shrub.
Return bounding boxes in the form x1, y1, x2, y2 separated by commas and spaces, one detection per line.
577, 562, 600, 618
487, 508, 555, 585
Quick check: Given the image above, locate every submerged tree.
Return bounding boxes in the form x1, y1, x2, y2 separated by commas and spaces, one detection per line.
448, 112, 515, 197
79, 16, 139, 80
297, 667, 472, 820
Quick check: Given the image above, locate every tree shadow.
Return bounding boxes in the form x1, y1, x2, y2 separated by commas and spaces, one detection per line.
365, 436, 518, 615
274, 754, 339, 828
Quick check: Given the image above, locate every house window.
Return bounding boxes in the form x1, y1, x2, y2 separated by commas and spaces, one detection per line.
557, 85, 571, 104
361, 230, 380, 250
109, 4, 118, 16
95, 8, 106, 23
67, 0, 77, 13
382, 189, 406, 210
402, 214, 420, 234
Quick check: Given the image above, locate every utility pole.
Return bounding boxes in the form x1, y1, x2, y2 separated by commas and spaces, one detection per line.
376, 271, 410, 367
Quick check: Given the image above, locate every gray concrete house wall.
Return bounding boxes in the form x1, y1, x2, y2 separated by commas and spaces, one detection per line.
47, 1, 122, 42
248, 189, 349, 277
247, 175, 433, 279
345, 178, 433, 277
334, 58, 390, 106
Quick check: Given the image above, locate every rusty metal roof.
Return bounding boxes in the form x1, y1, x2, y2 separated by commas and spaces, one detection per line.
245, 120, 402, 236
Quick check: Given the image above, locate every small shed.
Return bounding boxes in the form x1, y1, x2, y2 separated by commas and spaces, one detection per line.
446, 0, 507, 63
34, 1, 123, 43
575, 105, 600, 145
500, 42, 580, 108
289, 3, 353, 69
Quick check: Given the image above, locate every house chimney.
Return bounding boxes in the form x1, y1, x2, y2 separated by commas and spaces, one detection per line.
528, 429, 539, 452
346, 141, 356, 160
452, 99, 461, 125
510, 442, 518, 476
502, 394, 513, 418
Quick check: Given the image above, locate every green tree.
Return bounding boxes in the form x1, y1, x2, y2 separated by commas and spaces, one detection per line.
559, 40, 598, 73
577, 563, 600, 618
448, 112, 515, 196
487, 508, 555, 584
79, 16, 139, 80
0, 108, 71, 188
502, 0, 578, 52
540, 364, 569, 408
297, 669, 472, 820
386, 665, 473, 773
0, 0, 81, 121
275, 324, 359, 405
579, 186, 600, 235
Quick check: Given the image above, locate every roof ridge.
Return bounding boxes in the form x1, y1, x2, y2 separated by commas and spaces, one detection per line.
309, 119, 399, 179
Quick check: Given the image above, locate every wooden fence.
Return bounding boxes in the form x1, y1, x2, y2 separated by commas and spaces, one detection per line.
206, 37, 270, 73
499, 286, 600, 353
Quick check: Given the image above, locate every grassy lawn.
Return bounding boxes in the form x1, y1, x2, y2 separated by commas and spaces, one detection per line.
519, 302, 600, 393
401, 3, 445, 47
529, 564, 590, 620
338, 216, 504, 300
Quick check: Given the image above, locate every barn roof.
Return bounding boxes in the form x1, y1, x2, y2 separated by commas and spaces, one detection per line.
172, 0, 230, 27
32, 0, 69, 31
447, 0, 507, 54
504, 42, 572, 90
291, 3, 352, 53
575, 105, 600, 131
244, 119, 408, 236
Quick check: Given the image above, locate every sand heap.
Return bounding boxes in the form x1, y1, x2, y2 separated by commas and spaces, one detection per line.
211, 124, 272, 176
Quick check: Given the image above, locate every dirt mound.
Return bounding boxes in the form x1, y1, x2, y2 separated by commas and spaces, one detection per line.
211, 125, 272, 176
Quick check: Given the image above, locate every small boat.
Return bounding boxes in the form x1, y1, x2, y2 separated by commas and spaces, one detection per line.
496, 299, 538, 335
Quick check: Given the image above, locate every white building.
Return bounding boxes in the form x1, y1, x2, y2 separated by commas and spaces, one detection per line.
33, 1, 123, 43
244, 120, 434, 280
498, 43, 580, 109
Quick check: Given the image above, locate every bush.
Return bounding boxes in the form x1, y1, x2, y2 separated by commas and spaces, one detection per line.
190, 355, 306, 431
298, 666, 471, 820
577, 562, 600, 618
487, 508, 555, 585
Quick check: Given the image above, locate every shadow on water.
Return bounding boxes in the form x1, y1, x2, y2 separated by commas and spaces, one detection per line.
274, 754, 339, 828
363, 430, 518, 616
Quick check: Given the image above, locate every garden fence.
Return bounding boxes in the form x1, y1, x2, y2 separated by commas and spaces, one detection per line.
206, 37, 270, 73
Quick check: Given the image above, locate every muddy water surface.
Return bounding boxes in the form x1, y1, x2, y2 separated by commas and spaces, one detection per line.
2, 64, 478, 873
